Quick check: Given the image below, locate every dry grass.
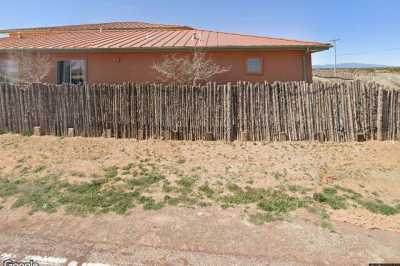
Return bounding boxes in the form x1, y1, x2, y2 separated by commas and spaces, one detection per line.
314, 68, 400, 89
0, 134, 400, 231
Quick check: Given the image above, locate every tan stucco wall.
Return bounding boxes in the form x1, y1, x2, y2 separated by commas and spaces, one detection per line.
0, 50, 313, 83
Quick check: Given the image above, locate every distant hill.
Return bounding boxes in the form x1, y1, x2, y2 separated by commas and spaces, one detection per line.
313, 63, 393, 69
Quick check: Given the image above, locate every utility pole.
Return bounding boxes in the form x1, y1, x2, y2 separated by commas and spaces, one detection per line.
329, 39, 340, 77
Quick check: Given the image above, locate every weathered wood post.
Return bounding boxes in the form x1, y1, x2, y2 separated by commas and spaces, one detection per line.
106, 129, 112, 138
356, 132, 366, 142
226, 83, 234, 142
377, 88, 384, 141
33, 127, 42, 136
67, 128, 74, 137
138, 129, 144, 140
279, 132, 288, 141
314, 132, 325, 142
240, 131, 249, 142
160, 130, 166, 140
171, 130, 179, 140
205, 132, 214, 141
163, 130, 171, 140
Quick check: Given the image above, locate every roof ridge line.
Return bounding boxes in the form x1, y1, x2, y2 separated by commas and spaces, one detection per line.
0, 21, 194, 34
193, 28, 330, 45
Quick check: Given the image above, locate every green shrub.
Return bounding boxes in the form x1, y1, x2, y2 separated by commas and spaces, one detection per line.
104, 166, 118, 181
140, 196, 165, 210
257, 191, 308, 214
313, 189, 347, 210
21, 130, 33, 137
176, 176, 198, 194
360, 201, 399, 216
127, 173, 164, 188
0, 178, 19, 198
199, 183, 215, 199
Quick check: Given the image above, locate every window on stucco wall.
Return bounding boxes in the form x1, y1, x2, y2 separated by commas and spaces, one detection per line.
246, 58, 263, 75
57, 60, 86, 84
0, 59, 18, 83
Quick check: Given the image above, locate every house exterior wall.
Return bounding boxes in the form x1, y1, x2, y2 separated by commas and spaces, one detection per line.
0, 50, 313, 83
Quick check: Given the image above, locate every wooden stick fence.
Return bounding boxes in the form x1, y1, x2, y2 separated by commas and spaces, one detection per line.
0, 81, 399, 142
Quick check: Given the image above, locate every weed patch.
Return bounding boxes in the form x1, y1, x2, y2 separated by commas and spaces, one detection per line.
0, 178, 20, 198
70, 171, 86, 178
162, 181, 177, 193
288, 185, 311, 194
139, 196, 165, 210
33, 165, 46, 173
313, 186, 400, 216
321, 220, 335, 232
5, 176, 137, 215
220, 186, 267, 207
104, 166, 118, 181
307, 206, 330, 220
2, 160, 399, 223
227, 182, 242, 193
358, 200, 399, 216
11, 182, 60, 213
335, 185, 362, 200
21, 130, 33, 137
248, 212, 276, 225
177, 158, 186, 164
19, 167, 30, 176
176, 176, 198, 194
313, 188, 347, 210
122, 163, 134, 171
122, 163, 134, 175
127, 173, 164, 189
199, 182, 215, 199
164, 195, 180, 206
257, 191, 309, 215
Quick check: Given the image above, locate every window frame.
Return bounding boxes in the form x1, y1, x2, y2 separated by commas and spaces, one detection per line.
245, 57, 264, 75
0, 59, 18, 83
57, 59, 87, 84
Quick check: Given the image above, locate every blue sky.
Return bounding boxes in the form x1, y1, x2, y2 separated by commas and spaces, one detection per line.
1, 0, 399, 66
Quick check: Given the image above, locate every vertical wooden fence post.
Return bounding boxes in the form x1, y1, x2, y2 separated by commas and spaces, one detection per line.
224, 83, 234, 142
377, 88, 384, 141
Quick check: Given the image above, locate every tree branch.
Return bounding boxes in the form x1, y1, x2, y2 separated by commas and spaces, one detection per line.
152, 52, 231, 85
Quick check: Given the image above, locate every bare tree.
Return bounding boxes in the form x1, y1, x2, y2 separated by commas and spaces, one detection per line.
6, 50, 52, 83
152, 54, 186, 84
152, 52, 231, 86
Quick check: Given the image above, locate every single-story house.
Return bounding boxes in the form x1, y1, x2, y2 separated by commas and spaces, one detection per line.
0, 21, 331, 84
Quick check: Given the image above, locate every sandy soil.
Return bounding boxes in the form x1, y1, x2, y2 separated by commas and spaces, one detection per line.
1, 206, 400, 265
0, 134, 400, 265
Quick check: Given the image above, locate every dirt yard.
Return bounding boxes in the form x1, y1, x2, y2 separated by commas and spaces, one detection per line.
0, 134, 400, 265
314, 68, 400, 89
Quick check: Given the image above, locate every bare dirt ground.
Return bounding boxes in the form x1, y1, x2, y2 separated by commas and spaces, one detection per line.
314, 68, 400, 89
0, 134, 400, 265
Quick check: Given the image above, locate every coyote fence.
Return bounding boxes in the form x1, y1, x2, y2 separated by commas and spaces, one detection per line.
0, 81, 399, 142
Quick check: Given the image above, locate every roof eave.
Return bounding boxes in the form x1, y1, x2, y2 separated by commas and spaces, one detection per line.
0, 45, 331, 53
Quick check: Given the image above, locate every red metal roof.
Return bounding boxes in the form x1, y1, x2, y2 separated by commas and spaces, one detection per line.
0, 22, 193, 33
0, 22, 331, 51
